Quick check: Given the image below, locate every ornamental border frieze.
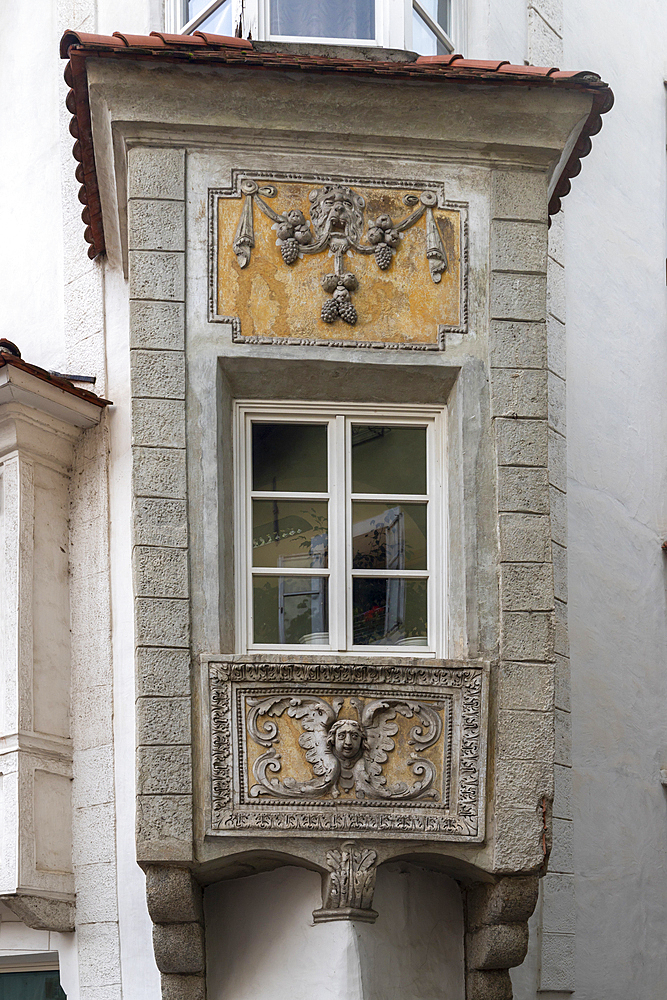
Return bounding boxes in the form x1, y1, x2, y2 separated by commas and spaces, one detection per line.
208, 170, 469, 350
204, 658, 488, 843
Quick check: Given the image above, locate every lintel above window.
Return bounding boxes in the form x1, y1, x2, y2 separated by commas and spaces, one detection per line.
169, 0, 462, 56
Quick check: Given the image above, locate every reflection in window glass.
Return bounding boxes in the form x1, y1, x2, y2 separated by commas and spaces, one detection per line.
351, 425, 427, 495
253, 575, 329, 645
252, 499, 328, 568
352, 502, 427, 570
270, 0, 375, 39
352, 577, 427, 646
187, 0, 233, 32
419, 0, 451, 34
412, 9, 448, 55
252, 423, 328, 493
0, 969, 67, 999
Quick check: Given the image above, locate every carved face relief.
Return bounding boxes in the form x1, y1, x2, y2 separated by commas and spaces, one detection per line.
309, 185, 366, 243
327, 719, 366, 762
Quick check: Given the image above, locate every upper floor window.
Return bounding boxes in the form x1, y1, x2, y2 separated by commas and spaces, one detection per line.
171, 0, 460, 54
235, 402, 446, 655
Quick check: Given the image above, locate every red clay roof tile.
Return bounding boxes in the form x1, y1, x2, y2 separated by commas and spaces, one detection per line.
0, 352, 111, 407
59, 30, 614, 257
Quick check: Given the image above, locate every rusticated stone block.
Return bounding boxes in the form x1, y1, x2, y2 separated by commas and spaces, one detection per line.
134, 447, 187, 500
501, 610, 554, 661
135, 597, 190, 648
489, 321, 547, 370
129, 251, 185, 302
134, 546, 189, 600
128, 147, 185, 201
490, 273, 547, 323
131, 350, 186, 400
495, 417, 548, 467
129, 199, 185, 252
491, 220, 547, 274
137, 745, 192, 795
136, 697, 191, 746
499, 513, 552, 563
495, 759, 553, 809
136, 647, 191, 698
136, 795, 193, 863
499, 662, 554, 712
497, 467, 549, 514
132, 398, 186, 450
496, 710, 553, 761
133, 498, 188, 549
548, 370, 566, 435
160, 974, 206, 1000
146, 866, 203, 924
500, 563, 554, 612
467, 923, 529, 970
491, 370, 548, 419
466, 969, 513, 1000
153, 922, 205, 976
467, 876, 540, 930
492, 170, 546, 222
130, 301, 185, 351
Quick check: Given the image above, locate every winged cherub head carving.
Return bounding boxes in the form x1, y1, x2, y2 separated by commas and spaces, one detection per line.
326, 719, 368, 764
309, 185, 366, 243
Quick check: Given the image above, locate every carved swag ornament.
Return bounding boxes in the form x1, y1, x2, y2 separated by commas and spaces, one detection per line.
233, 179, 448, 325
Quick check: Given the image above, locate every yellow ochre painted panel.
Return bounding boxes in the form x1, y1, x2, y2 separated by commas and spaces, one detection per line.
216, 181, 461, 345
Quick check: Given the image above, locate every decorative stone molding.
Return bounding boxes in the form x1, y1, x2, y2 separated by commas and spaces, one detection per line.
0, 894, 75, 933
313, 844, 379, 924
210, 170, 467, 349
145, 866, 206, 1000
205, 658, 488, 842
464, 876, 539, 1000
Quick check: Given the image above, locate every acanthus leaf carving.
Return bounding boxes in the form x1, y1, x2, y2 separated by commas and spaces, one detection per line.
313, 844, 379, 923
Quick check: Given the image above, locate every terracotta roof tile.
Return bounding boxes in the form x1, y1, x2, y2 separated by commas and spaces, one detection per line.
0, 352, 111, 407
60, 30, 614, 257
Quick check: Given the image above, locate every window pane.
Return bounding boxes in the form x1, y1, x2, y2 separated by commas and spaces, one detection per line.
253, 575, 329, 644
352, 502, 427, 570
252, 423, 327, 493
351, 425, 427, 495
188, 0, 233, 33
412, 9, 449, 55
252, 499, 328, 568
270, 0, 375, 39
419, 0, 451, 34
352, 577, 427, 646
0, 970, 67, 999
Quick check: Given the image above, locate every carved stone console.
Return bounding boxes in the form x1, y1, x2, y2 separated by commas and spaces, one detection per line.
204, 656, 489, 921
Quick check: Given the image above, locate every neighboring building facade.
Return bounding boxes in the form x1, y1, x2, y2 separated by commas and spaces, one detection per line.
0, 2, 665, 1000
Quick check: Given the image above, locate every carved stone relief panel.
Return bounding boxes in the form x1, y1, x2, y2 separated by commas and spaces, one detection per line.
205, 659, 488, 842
209, 173, 467, 349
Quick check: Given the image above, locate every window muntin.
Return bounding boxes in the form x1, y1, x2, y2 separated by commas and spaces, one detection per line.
236, 403, 446, 655
412, 0, 454, 55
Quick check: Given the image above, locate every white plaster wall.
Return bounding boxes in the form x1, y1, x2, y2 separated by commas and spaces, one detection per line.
204, 864, 465, 1000
562, 1, 667, 996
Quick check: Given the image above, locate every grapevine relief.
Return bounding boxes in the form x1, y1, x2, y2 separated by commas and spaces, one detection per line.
232, 178, 448, 325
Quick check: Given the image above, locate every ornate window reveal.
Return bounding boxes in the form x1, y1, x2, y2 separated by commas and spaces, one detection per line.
235, 401, 447, 655
169, 0, 465, 53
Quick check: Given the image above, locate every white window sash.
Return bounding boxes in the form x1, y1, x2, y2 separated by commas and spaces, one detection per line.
171, 0, 465, 54
235, 400, 447, 657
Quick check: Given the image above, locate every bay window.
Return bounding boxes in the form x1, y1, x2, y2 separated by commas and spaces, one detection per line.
171, 0, 461, 55
235, 402, 446, 655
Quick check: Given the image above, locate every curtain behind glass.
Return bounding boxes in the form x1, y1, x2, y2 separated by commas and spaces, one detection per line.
0, 970, 66, 1000
270, 0, 375, 39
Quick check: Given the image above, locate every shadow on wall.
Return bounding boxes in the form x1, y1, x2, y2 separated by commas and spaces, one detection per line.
204, 862, 465, 1000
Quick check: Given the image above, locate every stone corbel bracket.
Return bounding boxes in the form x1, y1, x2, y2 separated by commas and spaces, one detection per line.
145, 866, 207, 1000
465, 876, 540, 1000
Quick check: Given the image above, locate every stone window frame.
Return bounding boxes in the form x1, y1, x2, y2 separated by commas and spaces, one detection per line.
234, 398, 448, 656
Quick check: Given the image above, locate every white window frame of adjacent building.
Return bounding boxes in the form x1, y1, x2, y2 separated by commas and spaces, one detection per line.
167, 0, 464, 56
234, 400, 447, 657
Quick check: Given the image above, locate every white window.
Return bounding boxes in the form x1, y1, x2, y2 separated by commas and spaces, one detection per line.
235, 401, 447, 655
168, 0, 463, 55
